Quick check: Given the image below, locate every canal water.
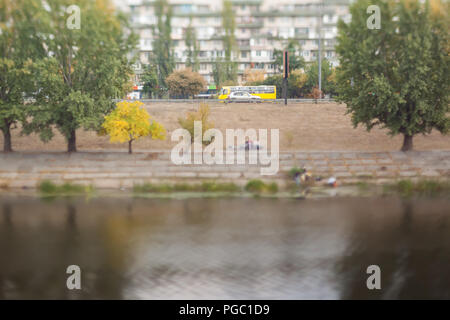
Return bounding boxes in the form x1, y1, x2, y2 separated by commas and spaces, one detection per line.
0, 196, 449, 299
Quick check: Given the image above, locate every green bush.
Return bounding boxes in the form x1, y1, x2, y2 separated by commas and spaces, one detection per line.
201, 182, 240, 192
133, 183, 173, 193
39, 180, 58, 194
288, 167, 306, 179
245, 179, 279, 194
267, 182, 279, 194
245, 179, 266, 193
385, 180, 450, 197
38, 181, 93, 196
133, 182, 241, 193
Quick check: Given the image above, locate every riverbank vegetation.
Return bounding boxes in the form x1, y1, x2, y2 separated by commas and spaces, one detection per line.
38, 181, 95, 197
244, 179, 278, 194
15, 179, 450, 199
133, 182, 241, 194
384, 180, 450, 198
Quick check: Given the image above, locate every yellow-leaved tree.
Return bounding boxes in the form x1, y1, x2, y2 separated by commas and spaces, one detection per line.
102, 101, 166, 154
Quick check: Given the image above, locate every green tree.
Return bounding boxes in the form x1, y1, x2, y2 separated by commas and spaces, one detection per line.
304, 59, 334, 96
26, 0, 137, 152
222, 0, 237, 82
141, 65, 160, 98
273, 40, 306, 74
289, 69, 308, 98
256, 70, 307, 98
185, 17, 199, 72
151, 0, 175, 97
212, 58, 227, 89
336, 0, 449, 151
0, 0, 46, 152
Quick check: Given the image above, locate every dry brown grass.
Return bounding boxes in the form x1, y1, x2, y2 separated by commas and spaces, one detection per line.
4, 102, 450, 152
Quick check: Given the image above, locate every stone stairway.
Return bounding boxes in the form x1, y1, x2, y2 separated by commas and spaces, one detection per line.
0, 150, 449, 189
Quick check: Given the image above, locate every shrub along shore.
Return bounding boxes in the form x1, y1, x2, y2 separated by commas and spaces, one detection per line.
31, 179, 450, 199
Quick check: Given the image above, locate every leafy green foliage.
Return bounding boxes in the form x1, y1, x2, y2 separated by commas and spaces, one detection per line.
38, 180, 94, 196
184, 17, 200, 72
212, 58, 227, 89
304, 59, 336, 96
273, 40, 306, 74
255, 70, 307, 98
141, 65, 160, 99
335, 0, 449, 151
245, 179, 278, 194
150, 0, 175, 96
288, 167, 306, 179
221, 0, 238, 83
133, 182, 241, 193
0, 0, 46, 151
385, 179, 450, 197
24, 0, 137, 152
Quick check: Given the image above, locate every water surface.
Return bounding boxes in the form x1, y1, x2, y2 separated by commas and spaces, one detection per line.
0, 196, 449, 299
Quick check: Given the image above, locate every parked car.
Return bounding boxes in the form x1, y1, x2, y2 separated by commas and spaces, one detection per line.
194, 89, 218, 99
226, 91, 262, 103
194, 92, 215, 99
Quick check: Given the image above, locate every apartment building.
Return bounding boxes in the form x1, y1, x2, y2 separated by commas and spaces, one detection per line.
121, 0, 351, 85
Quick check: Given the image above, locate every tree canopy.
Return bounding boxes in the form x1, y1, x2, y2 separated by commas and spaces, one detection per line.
184, 17, 200, 72
304, 59, 336, 97
336, 0, 449, 151
166, 68, 206, 98
102, 101, 166, 154
150, 0, 175, 97
25, 0, 137, 152
0, 0, 46, 152
273, 40, 306, 74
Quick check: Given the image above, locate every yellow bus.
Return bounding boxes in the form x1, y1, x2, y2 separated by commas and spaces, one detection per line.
218, 85, 276, 100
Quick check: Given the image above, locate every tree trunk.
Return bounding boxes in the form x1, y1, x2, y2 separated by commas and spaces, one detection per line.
128, 140, 133, 154
67, 130, 77, 153
2, 123, 12, 152
401, 134, 413, 152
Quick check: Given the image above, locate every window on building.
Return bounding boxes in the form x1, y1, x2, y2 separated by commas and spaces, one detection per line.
295, 28, 308, 35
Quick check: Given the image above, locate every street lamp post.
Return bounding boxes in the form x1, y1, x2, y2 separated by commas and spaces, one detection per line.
283, 50, 289, 105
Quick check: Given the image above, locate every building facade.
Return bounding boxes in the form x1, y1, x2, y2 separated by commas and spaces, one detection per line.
120, 0, 351, 85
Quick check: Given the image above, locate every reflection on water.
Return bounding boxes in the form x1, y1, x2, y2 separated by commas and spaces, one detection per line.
0, 196, 449, 299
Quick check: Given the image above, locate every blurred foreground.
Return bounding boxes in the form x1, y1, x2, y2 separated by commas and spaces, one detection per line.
1, 196, 449, 299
